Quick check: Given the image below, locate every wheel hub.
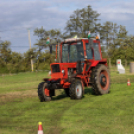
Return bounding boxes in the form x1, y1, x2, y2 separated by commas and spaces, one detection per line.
44, 88, 50, 96
100, 74, 107, 87
76, 84, 82, 97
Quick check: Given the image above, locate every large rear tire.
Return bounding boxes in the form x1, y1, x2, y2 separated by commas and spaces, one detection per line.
38, 82, 51, 102
91, 68, 100, 95
70, 79, 83, 99
91, 65, 110, 95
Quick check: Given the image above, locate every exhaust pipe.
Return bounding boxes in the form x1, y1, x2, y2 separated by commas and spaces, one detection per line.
58, 43, 61, 63
50, 45, 52, 54
88, 38, 93, 48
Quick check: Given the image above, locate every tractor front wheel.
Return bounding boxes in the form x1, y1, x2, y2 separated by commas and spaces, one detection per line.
70, 79, 83, 99
38, 82, 51, 102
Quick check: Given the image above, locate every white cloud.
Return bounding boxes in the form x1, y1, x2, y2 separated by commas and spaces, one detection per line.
0, 0, 134, 52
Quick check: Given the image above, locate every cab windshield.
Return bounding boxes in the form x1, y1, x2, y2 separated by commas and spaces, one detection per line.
62, 42, 84, 62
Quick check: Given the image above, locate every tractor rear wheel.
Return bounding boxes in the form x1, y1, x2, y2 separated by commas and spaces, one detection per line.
64, 88, 70, 97
38, 82, 51, 102
70, 79, 83, 99
91, 68, 100, 95
91, 64, 110, 95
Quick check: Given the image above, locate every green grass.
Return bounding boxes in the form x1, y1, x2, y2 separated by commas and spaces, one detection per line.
0, 70, 134, 134
0, 71, 48, 93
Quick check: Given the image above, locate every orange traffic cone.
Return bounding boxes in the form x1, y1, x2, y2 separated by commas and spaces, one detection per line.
38, 122, 44, 134
127, 79, 131, 86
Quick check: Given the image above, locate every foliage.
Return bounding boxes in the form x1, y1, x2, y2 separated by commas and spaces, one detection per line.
0, 5, 134, 74
64, 5, 100, 38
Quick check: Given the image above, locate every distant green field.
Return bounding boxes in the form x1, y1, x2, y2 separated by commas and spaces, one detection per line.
0, 69, 134, 134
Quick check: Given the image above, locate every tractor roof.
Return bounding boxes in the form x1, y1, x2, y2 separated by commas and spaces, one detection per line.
62, 38, 86, 44
62, 38, 96, 44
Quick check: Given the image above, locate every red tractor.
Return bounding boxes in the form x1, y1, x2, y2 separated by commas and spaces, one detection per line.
38, 36, 110, 102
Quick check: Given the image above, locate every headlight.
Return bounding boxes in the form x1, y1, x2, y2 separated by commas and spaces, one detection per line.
61, 70, 65, 74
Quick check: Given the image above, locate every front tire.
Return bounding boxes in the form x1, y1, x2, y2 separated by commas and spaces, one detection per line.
38, 82, 51, 102
70, 79, 83, 99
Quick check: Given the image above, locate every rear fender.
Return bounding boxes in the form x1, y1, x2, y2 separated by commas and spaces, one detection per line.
89, 60, 107, 71
90, 61, 99, 67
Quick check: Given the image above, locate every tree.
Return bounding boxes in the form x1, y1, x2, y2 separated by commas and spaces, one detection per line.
110, 25, 128, 66
34, 27, 62, 68
100, 22, 128, 66
0, 41, 12, 65
81, 5, 100, 37
122, 36, 134, 65
34, 26, 48, 51
100, 21, 114, 67
64, 5, 100, 38
7, 52, 23, 73
34, 27, 62, 51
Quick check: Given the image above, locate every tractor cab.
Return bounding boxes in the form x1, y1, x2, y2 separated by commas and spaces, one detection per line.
50, 37, 105, 79
61, 38, 102, 63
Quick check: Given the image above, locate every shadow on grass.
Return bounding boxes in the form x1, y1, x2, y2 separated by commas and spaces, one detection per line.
52, 93, 67, 101
52, 87, 96, 101
84, 87, 111, 95
84, 87, 95, 95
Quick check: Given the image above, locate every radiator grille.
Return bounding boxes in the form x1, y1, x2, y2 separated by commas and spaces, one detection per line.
51, 64, 60, 73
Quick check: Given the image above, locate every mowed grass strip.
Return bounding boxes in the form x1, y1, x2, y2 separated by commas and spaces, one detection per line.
60, 83, 134, 134
0, 70, 134, 134
0, 71, 48, 94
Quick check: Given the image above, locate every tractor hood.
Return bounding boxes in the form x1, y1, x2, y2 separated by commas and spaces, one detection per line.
50, 63, 76, 79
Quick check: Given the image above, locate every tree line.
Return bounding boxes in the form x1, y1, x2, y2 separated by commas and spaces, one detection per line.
0, 5, 134, 74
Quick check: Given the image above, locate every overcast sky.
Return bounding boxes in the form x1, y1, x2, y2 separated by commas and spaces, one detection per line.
0, 0, 134, 53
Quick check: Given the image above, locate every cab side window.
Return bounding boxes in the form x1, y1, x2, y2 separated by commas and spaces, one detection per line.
86, 43, 92, 59
93, 43, 101, 60
86, 43, 101, 60
62, 44, 68, 62
69, 45, 77, 62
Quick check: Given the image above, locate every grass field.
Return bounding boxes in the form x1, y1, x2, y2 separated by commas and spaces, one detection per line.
0, 68, 134, 134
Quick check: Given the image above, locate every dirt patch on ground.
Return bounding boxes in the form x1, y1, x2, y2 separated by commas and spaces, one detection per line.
0, 89, 37, 104
0, 89, 64, 104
